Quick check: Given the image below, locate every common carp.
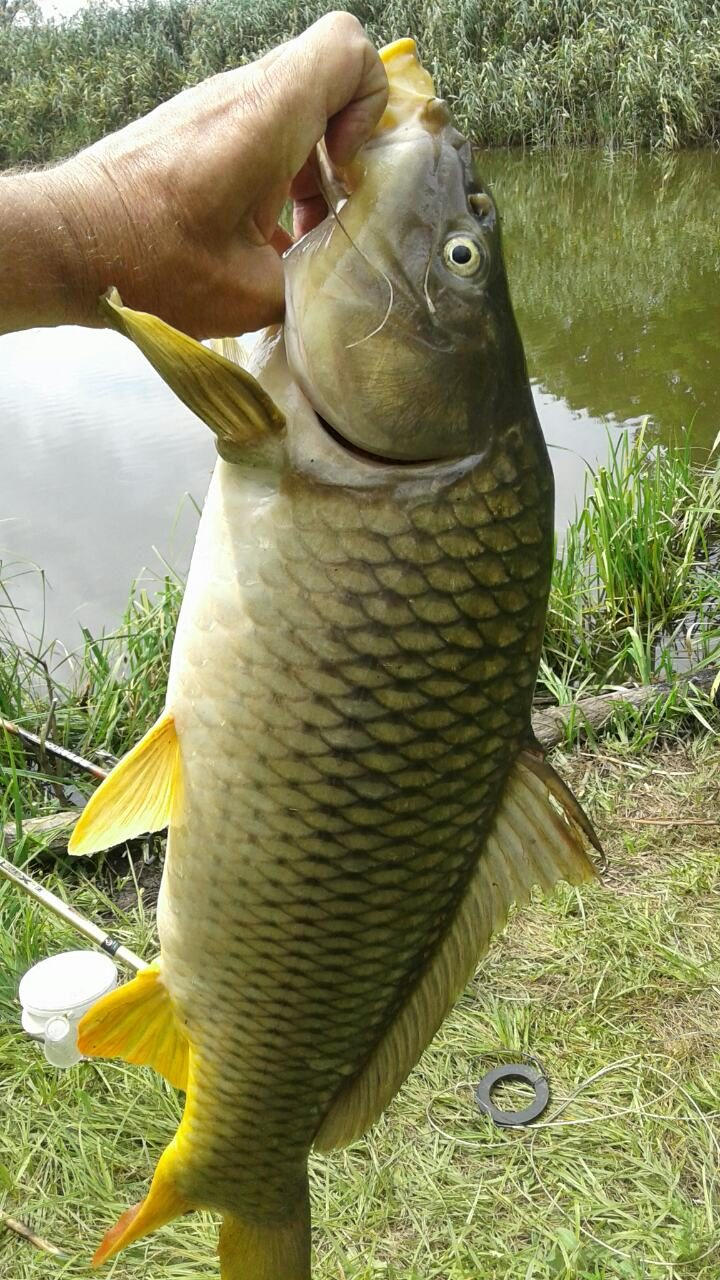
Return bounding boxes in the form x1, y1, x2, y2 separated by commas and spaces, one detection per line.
68, 36, 600, 1280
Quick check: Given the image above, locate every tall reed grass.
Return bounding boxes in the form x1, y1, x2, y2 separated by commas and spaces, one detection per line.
542, 423, 720, 709
1, 0, 719, 166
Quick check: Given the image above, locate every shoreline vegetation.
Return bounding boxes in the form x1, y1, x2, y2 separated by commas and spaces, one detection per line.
1, 435, 719, 1277
2, 0, 720, 166
2, 426, 719, 839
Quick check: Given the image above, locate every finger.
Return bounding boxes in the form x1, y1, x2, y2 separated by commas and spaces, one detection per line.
271, 225, 293, 255
325, 95, 384, 169
189, 242, 285, 339
241, 13, 388, 196
289, 152, 327, 238
290, 153, 323, 203
293, 193, 328, 240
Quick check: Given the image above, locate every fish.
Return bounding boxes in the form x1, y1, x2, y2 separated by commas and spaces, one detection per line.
67, 36, 601, 1280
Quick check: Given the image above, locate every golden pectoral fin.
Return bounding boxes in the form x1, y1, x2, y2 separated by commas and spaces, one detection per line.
315, 748, 602, 1152
100, 288, 285, 458
77, 961, 189, 1092
68, 710, 181, 856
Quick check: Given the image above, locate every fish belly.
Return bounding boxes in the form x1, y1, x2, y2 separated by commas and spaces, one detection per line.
159, 429, 551, 1223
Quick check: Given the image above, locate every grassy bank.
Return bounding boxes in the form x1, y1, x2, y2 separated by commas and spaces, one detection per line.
2, 0, 720, 166
543, 424, 720, 716
1, 739, 719, 1278
0, 430, 719, 1276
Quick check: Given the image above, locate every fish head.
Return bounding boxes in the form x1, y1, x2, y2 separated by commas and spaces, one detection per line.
283, 39, 533, 464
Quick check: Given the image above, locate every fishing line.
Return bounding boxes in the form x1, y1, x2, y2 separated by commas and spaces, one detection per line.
314, 142, 395, 350
421, 253, 437, 318
425, 1053, 720, 1269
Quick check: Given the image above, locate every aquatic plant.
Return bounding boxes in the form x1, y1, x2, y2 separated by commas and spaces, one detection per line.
1, 0, 719, 166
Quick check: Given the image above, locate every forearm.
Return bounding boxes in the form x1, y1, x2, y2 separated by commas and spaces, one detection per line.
0, 13, 386, 340
0, 166, 88, 334
0, 156, 141, 334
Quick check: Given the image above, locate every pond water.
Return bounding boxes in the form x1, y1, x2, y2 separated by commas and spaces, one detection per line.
0, 151, 717, 651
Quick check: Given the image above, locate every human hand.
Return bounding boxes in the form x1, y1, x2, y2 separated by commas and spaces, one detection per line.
1, 12, 387, 338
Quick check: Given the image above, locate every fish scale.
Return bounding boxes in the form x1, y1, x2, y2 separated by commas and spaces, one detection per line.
68, 36, 600, 1279
156, 420, 552, 1223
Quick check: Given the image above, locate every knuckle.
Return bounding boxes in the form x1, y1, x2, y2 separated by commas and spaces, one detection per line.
321, 11, 366, 42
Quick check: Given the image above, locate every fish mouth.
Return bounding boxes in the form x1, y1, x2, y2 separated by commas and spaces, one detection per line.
316, 414, 445, 468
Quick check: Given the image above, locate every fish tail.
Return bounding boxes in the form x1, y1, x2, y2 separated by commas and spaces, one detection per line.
218, 1182, 311, 1280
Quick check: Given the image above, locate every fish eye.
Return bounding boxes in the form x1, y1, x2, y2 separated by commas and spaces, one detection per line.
443, 235, 485, 278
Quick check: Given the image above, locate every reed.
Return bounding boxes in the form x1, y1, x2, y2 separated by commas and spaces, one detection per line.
1, 0, 719, 167
542, 423, 720, 716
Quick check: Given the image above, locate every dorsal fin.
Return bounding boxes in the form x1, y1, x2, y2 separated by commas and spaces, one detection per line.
314, 749, 601, 1151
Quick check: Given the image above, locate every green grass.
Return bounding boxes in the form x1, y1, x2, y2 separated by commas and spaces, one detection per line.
539, 423, 720, 717
1, 424, 719, 1275
0, 740, 718, 1278
1, 0, 719, 166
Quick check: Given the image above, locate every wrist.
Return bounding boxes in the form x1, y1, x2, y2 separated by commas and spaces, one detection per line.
0, 162, 103, 333
0, 151, 149, 336
34, 164, 98, 327
38, 156, 121, 328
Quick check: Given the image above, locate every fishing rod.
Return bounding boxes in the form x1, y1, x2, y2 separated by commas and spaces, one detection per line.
0, 855, 145, 972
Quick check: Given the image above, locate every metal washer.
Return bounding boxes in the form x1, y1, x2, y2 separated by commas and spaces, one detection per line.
475, 1062, 550, 1127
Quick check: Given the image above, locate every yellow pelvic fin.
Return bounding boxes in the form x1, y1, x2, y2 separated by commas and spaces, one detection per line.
315, 748, 601, 1151
68, 710, 181, 857
376, 38, 440, 133
77, 961, 189, 1091
92, 1141, 190, 1267
100, 288, 285, 459
219, 1190, 310, 1280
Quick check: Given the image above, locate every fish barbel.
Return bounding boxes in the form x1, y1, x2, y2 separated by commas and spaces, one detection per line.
68, 36, 600, 1280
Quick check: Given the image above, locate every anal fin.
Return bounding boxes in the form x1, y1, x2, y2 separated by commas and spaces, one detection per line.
315, 747, 601, 1152
68, 711, 181, 856
78, 962, 189, 1092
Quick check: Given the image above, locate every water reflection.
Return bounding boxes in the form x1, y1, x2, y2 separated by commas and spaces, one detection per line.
0, 326, 214, 649
0, 151, 716, 646
482, 150, 720, 450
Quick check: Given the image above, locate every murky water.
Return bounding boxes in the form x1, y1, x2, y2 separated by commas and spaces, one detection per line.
0, 151, 717, 648
483, 150, 720, 452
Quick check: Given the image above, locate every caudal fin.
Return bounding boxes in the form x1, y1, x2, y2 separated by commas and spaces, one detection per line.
218, 1184, 311, 1280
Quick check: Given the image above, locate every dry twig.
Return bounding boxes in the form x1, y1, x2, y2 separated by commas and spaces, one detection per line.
0, 1208, 65, 1257
531, 667, 719, 751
